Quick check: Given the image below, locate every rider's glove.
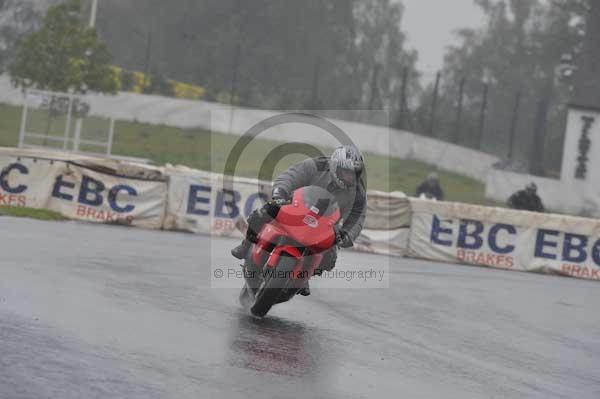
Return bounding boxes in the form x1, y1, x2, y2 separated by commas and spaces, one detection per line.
335, 227, 354, 248
260, 192, 291, 218
261, 200, 282, 219
271, 187, 290, 203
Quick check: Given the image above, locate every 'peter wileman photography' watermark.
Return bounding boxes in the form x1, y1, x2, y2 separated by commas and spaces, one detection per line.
213, 267, 386, 283
211, 265, 389, 289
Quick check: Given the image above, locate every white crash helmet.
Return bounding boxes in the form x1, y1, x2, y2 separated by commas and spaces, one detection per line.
329, 145, 364, 189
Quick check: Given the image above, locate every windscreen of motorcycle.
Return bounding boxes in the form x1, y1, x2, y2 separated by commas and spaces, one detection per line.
301, 186, 339, 217
274, 186, 341, 249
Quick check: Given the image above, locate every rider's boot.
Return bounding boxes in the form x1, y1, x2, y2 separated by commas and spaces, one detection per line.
297, 281, 311, 296
231, 239, 251, 260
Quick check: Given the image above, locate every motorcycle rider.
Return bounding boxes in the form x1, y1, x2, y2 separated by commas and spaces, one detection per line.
231, 145, 367, 296
507, 182, 545, 212
415, 172, 444, 200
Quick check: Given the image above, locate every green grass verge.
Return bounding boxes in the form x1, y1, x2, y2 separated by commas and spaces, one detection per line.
0, 103, 498, 206
0, 206, 65, 221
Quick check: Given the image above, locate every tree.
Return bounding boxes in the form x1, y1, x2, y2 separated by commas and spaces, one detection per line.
146, 72, 174, 96
9, 0, 118, 94
0, 0, 40, 71
427, 0, 588, 173
119, 69, 135, 91
93, 0, 418, 111
352, 0, 418, 112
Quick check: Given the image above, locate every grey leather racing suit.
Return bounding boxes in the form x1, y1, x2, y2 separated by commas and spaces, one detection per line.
238, 156, 367, 273
273, 157, 366, 242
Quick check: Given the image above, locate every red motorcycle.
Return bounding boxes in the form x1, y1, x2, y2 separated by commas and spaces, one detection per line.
239, 185, 341, 317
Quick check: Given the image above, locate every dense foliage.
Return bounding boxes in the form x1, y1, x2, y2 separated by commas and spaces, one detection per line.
94, 0, 418, 110
1, 0, 594, 175
9, 0, 118, 94
416, 0, 589, 174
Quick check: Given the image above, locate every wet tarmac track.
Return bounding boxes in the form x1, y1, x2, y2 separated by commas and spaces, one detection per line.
1, 217, 599, 398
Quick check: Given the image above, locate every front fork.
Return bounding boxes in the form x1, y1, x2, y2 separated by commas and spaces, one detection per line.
245, 245, 323, 296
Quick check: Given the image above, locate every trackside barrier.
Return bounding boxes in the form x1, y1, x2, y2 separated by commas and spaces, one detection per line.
408, 199, 600, 281
0, 148, 167, 229
161, 166, 411, 256
1, 147, 598, 282
162, 165, 272, 236
356, 190, 411, 256
0, 148, 408, 255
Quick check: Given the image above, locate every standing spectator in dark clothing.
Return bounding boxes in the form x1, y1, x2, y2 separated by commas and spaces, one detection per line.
415, 173, 444, 201
508, 182, 545, 212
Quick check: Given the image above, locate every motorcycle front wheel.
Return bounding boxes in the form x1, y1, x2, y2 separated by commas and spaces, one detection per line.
250, 255, 297, 318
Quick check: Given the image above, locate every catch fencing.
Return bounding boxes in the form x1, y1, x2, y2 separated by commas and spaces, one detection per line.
18, 89, 116, 156
0, 75, 499, 183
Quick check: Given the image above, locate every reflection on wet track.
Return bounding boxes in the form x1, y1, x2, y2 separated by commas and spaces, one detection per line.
228, 311, 324, 378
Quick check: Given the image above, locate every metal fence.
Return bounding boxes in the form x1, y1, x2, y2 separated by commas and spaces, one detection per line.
18, 89, 115, 156
215, 51, 568, 177
393, 70, 568, 177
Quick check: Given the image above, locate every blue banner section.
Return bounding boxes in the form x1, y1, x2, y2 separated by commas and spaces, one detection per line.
409, 200, 600, 281
186, 184, 268, 219
52, 174, 138, 214
430, 215, 600, 268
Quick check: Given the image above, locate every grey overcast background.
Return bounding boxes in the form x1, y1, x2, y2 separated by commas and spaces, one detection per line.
402, 0, 485, 74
